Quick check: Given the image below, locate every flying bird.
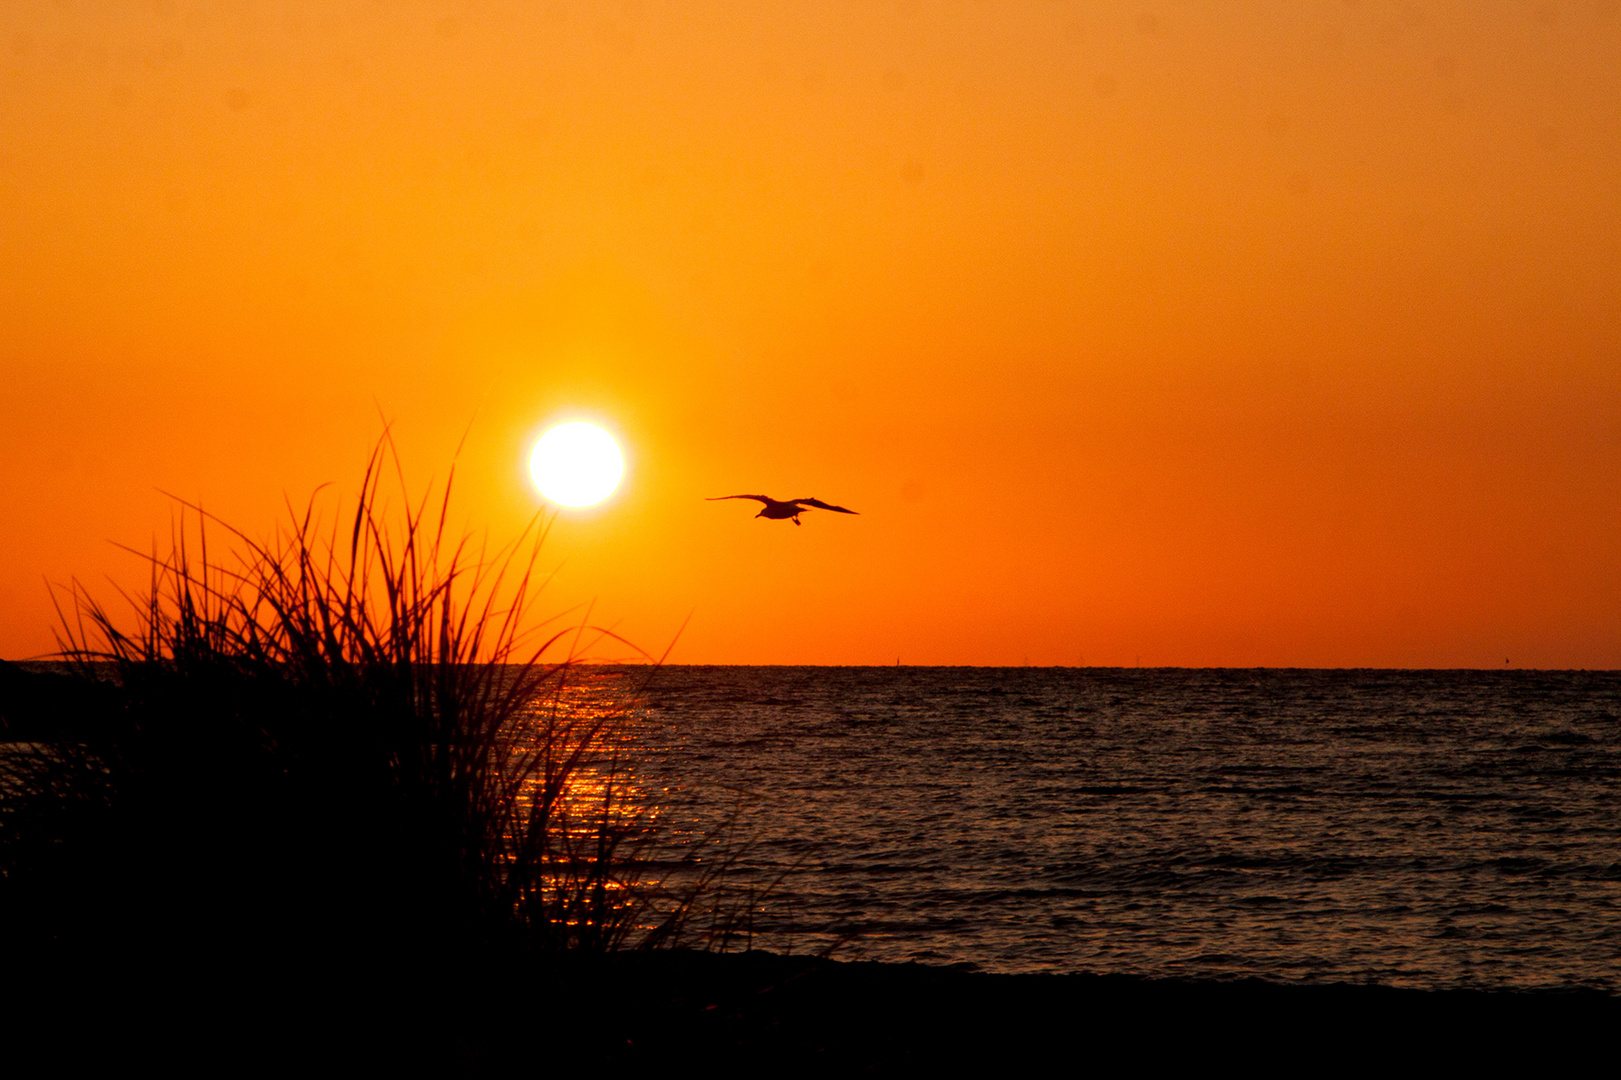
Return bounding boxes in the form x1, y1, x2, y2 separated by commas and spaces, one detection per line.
707, 494, 859, 525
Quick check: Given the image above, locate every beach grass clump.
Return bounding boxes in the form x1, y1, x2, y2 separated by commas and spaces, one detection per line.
0, 439, 729, 970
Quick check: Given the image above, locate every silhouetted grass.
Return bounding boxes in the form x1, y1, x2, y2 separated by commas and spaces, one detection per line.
0, 437, 747, 975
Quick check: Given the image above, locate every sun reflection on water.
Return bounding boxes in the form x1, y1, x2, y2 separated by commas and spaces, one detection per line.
497, 665, 742, 949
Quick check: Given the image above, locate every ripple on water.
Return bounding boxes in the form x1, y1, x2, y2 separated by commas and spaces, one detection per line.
578, 666, 1621, 990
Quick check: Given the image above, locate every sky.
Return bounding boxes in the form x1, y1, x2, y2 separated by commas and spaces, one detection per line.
2, 0, 1618, 667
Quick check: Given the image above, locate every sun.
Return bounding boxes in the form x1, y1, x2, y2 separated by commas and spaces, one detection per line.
529, 421, 624, 508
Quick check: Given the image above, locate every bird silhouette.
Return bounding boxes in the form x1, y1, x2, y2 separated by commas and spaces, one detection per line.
707, 494, 859, 526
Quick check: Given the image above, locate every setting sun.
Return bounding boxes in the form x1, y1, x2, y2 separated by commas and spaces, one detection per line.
528, 421, 624, 509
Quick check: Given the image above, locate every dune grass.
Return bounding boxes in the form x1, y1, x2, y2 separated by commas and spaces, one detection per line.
0, 437, 746, 970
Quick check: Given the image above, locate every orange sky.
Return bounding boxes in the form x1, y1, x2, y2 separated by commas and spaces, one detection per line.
3, 1, 1618, 667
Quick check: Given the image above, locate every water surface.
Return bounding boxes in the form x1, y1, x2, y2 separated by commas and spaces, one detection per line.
591, 666, 1621, 990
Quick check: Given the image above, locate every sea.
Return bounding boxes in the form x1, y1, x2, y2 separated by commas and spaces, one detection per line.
580, 665, 1621, 991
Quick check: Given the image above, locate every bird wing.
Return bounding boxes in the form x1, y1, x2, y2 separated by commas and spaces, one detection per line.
707, 494, 774, 505
792, 497, 858, 515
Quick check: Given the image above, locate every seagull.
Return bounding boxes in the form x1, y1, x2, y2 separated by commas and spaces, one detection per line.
707, 494, 859, 526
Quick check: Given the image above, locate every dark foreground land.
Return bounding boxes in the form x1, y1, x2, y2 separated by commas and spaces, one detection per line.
496, 951, 1619, 1068
8, 948, 1615, 1070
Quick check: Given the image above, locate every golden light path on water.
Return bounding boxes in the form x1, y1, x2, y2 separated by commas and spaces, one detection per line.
501, 666, 709, 945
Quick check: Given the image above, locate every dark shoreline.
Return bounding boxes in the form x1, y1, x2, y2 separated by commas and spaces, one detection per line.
13, 948, 1613, 1068
520, 950, 1619, 1063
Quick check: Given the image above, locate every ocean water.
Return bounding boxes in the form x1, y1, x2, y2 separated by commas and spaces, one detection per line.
590, 666, 1621, 990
